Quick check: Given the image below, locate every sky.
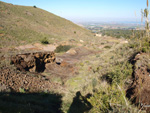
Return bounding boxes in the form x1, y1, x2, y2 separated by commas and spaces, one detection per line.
1, 0, 148, 23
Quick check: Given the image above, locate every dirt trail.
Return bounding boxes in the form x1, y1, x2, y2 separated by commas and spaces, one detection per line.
15, 43, 57, 52
57, 47, 97, 64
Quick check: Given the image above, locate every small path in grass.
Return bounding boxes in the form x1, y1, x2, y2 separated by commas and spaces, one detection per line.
15, 43, 57, 52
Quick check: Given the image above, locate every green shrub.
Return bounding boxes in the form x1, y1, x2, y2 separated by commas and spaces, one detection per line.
92, 78, 97, 88
141, 47, 147, 53
88, 85, 126, 113
129, 43, 138, 48
88, 62, 137, 112
143, 41, 150, 47
0, 30, 5, 34
105, 62, 133, 84
19, 88, 25, 93
33, 5, 37, 8
55, 45, 72, 53
41, 37, 49, 44
104, 46, 111, 49
79, 62, 84, 67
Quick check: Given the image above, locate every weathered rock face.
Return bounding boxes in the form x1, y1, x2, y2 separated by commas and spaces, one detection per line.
11, 52, 55, 72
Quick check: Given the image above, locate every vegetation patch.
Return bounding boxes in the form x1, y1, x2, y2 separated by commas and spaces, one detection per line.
88, 62, 137, 112
103, 62, 133, 84
104, 45, 111, 49
41, 37, 49, 44
55, 45, 72, 53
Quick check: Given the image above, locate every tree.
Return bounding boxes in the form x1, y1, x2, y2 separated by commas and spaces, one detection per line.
33, 5, 37, 8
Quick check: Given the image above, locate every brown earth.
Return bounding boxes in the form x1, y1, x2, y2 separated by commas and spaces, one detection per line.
127, 53, 150, 112
44, 47, 97, 80
15, 43, 57, 52
0, 34, 121, 94
0, 66, 57, 93
0, 47, 96, 93
58, 47, 98, 64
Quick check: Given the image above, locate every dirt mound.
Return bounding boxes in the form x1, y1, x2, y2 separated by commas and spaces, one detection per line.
11, 52, 55, 72
0, 67, 57, 92
127, 53, 150, 112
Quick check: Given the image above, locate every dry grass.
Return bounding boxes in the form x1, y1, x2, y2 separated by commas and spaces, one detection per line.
0, 1, 94, 48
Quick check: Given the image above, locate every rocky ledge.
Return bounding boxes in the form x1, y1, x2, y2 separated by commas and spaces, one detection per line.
11, 52, 55, 72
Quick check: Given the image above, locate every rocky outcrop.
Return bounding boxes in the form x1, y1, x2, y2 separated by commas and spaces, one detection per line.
11, 52, 55, 72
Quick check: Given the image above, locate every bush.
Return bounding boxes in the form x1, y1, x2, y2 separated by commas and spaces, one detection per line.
55, 45, 72, 53
88, 62, 137, 113
141, 47, 147, 53
88, 85, 127, 113
41, 37, 49, 44
104, 46, 111, 49
33, 5, 37, 8
129, 44, 137, 48
105, 62, 133, 84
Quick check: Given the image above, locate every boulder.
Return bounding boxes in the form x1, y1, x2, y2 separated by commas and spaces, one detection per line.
11, 52, 55, 72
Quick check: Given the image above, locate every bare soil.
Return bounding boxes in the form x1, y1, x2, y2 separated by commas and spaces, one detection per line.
127, 53, 150, 112
57, 47, 97, 64
44, 47, 99, 80
0, 67, 56, 92
0, 46, 98, 93
15, 43, 57, 52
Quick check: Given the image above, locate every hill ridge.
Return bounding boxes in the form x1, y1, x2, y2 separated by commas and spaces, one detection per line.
0, 1, 93, 48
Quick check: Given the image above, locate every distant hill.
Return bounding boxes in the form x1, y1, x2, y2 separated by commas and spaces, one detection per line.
0, 1, 94, 48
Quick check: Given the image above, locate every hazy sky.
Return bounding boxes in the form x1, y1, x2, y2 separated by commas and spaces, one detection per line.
1, 0, 148, 23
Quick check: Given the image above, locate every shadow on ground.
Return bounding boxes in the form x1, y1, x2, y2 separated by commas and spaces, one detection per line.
68, 91, 92, 113
0, 92, 63, 113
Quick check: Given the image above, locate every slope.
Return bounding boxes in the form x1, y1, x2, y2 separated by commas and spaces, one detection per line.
0, 1, 93, 48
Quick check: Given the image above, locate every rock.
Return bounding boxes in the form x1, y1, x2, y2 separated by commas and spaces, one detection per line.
96, 34, 102, 37
66, 49, 77, 55
80, 40, 84, 43
69, 39, 76, 42
121, 40, 128, 44
11, 52, 55, 72
0, 83, 10, 92
55, 58, 63, 64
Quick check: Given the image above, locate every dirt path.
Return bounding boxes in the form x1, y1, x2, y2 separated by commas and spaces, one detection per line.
15, 43, 57, 52
57, 47, 98, 64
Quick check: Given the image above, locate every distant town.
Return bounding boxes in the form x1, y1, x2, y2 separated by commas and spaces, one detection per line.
78, 22, 145, 39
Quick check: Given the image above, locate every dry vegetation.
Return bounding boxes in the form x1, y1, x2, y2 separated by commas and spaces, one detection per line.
0, 1, 150, 113
0, 1, 93, 48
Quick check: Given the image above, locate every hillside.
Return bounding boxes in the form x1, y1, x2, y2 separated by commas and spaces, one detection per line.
0, 1, 150, 113
0, 1, 93, 48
